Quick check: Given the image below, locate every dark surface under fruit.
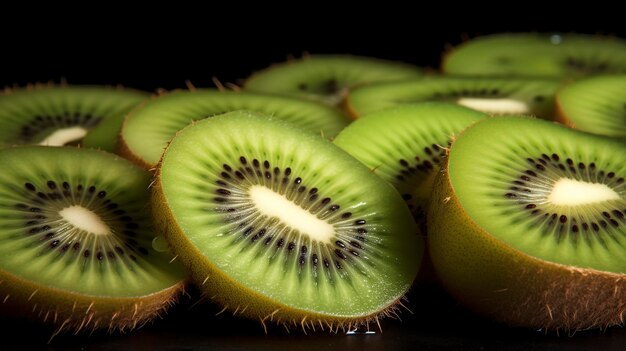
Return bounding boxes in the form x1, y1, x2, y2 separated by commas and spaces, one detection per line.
2, 285, 625, 351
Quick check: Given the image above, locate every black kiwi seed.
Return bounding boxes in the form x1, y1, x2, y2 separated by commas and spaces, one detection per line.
211, 157, 380, 279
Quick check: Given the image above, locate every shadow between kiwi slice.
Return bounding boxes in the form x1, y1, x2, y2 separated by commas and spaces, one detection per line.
0, 146, 185, 336
153, 111, 422, 331
428, 116, 626, 330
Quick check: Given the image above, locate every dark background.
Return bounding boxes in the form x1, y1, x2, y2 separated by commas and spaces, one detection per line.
2, 17, 625, 92
2, 14, 626, 350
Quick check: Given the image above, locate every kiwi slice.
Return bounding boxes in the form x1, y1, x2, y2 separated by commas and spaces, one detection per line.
153, 111, 422, 330
428, 116, 626, 330
0, 146, 185, 334
0, 85, 148, 151
444, 33, 626, 78
119, 89, 351, 170
556, 74, 626, 139
334, 103, 486, 229
244, 55, 423, 106
347, 77, 560, 119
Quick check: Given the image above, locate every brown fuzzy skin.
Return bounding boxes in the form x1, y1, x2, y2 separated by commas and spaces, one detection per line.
115, 96, 158, 171
554, 94, 576, 129
428, 160, 626, 331
151, 167, 408, 332
342, 95, 361, 120
0, 269, 184, 338
116, 134, 154, 171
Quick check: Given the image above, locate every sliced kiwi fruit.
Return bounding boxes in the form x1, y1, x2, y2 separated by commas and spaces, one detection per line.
244, 55, 423, 106
119, 89, 351, 170
444, 33, 626, 78
153, 110, 422, 330
556, 74, 626, 139
0, 85, 148, 151
428, 116, 626, 330
347, 77, 560, 119
334, 103, 487, 230
0, 146, 185, 334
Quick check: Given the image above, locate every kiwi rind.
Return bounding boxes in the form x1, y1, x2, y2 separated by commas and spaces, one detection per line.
0, 268, 181, 336
152, 110, 422, 330
428, 116, 626, 330
0, 84, 148, 150
0, 146, 185, 335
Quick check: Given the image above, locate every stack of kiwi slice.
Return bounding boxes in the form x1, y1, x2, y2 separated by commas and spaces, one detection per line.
4, 31, 626, 339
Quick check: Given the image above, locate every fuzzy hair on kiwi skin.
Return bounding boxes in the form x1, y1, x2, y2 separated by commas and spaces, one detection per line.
0, 263, 184, 339
428, 151, 626, 332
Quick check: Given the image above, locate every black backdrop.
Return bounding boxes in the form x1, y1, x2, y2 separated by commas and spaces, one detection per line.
3, 18, 625, 92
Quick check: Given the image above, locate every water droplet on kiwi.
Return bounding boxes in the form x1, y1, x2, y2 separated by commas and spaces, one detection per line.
152, 235, 169, 253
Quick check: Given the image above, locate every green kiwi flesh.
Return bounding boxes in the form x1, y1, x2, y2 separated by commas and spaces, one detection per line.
153, 111, 422, 328
557, 74, 626, 138
444, 33, 626, 78
334, 103, 487, 229
0, 85, 148, 151
347, 77, 560, 119
0, 146, 185, 332
244, 55, 423, 105
429, 116, 626, 329
119, 89, 351, 169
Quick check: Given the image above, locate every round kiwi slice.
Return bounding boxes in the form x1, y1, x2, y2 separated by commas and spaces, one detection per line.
334, 103, 486, 230
0, 85, 148, 151
0, 146, 185, 334
556, 74, 626, 138
153, 110, 422, 330
347, 76, 560, 119
444, 33, 626, 78
428, 116, 626, 330
119, 89, 351, 170
244, 55, 423, 106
